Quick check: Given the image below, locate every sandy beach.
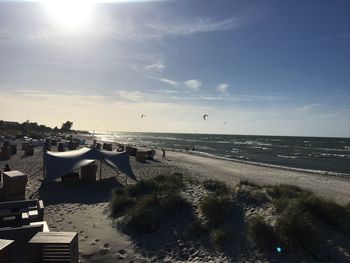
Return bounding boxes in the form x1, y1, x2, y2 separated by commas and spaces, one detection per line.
1, 143, 350, 262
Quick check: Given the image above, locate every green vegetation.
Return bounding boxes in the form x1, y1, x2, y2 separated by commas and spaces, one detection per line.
0, 119, 77, 137
184, 219, 207, 237
112, 176, 349, 257
203, 179, 231, 195
126, 174, 184, 197
240, 181, 350, 255
239, 180, 262, 189
247, 216, 277, 252
200, 193, 233, 225
110, 188, 135, 216
267, 184, 308, 199
111, 174, 188, 234
210, 228, 230, 246
275, 201, 318, 251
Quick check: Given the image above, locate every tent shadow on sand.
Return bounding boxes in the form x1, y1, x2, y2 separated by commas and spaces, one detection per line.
39, 177, 124, 205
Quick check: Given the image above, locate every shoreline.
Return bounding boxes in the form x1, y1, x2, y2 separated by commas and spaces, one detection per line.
165, 148, 350, 178
164, 150, 350, 205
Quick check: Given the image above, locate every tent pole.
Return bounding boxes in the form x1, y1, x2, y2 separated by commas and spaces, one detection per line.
99, 160, 102, 181
42, 149, 45, 181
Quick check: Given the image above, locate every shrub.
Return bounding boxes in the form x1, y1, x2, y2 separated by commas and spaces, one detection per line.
160, 192, 189, 213
203, 179, 231, 195
237, 188, 269, 205
110, 188, 135, 216
267, 184, 307, 199
247, 216, 277, 252
185, 220, 207, 237
272, 197, 290, 213
239, 180, 262, 189
297, 195, 350, 234
125, 194, 162, 234
275, 200, 318, 251
200, 194, 232, 225
210, 228, 230, 246
127, 174, 184, 197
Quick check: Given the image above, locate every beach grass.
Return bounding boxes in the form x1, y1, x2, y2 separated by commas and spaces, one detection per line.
112, 173, 188, 234
210, 228, 230, 246
199, 193, 233, 226
247, 216, 277, 252
202, 179, 231, 195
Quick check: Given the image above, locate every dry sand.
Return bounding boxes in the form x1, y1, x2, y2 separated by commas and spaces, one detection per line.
1, 143, 350, 262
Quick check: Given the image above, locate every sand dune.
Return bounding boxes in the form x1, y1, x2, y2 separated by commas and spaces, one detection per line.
1, 143, 350, 262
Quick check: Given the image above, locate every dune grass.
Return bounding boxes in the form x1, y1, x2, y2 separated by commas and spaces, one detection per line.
202, 179, 231, 195
200, 193, 233, 226
111, 174, 188, 234
247, 216, 277, 252
210, 228, 230, 246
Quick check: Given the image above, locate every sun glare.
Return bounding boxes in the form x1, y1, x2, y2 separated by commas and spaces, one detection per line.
42, 0, 94, 31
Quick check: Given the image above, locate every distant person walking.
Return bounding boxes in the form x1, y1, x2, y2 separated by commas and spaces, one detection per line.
162, 149, 166, 160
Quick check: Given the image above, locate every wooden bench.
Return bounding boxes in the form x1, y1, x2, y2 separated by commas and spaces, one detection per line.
29, 232, 79, 263
0, 199, 44, 227
0, 224, 43, 246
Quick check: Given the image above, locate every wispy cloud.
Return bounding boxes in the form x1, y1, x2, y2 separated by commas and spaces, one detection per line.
147, 17, 245, 37
144, 63, 165, 73
217, 83, 229, 94
296, 103, 321, 112
159, 78, 178, 87
117, 90, 144, 102
184, 79, 202, 91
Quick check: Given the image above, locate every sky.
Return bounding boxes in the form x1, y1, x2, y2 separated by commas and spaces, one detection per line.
0, 0, 349, 137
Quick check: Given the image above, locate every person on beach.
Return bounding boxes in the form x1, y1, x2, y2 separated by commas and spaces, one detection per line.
162, 149, 166, 160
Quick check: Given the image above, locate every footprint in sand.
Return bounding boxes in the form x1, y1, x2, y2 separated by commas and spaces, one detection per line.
99, 246, 110, 255
94, 239, 100, 242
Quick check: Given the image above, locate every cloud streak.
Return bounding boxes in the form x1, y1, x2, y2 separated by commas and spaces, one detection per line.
184, 79, 202, 91
217, 83, 229, 94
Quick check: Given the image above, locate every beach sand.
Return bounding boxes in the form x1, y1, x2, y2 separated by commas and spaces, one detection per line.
1, 143, 350, 262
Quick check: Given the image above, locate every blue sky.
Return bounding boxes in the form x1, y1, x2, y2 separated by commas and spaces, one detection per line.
0, 0, 349, 136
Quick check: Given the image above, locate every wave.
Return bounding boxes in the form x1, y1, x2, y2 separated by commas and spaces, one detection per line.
185, 151, 350, 178
277, 155, 298, 159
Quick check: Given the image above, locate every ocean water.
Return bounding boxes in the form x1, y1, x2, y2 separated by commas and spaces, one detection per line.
95, 133, 350, 176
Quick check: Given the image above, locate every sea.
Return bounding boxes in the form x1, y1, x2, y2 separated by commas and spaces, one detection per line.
94, 133, 350, 177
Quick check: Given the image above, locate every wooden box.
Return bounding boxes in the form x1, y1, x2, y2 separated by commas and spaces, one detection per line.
1, 171, 27, 201
136, 151, 147, 162
29, 232, 79, 263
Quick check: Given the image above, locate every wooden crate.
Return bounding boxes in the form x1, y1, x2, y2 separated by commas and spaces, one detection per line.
29, 232, 78, 263
136, 151, 147, 162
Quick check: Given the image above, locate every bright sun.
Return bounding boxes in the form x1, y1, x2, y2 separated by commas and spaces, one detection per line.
42, 0, 94, 31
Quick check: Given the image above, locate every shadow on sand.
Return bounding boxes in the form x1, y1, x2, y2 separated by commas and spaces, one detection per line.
39, 177, 124, 205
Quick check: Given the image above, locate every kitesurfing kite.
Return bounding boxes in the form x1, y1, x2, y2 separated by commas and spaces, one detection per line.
203, 114, 208, 120
141, 114, 146, 118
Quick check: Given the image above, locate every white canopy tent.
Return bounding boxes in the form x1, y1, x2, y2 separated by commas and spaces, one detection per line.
43, 147, 136, 183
